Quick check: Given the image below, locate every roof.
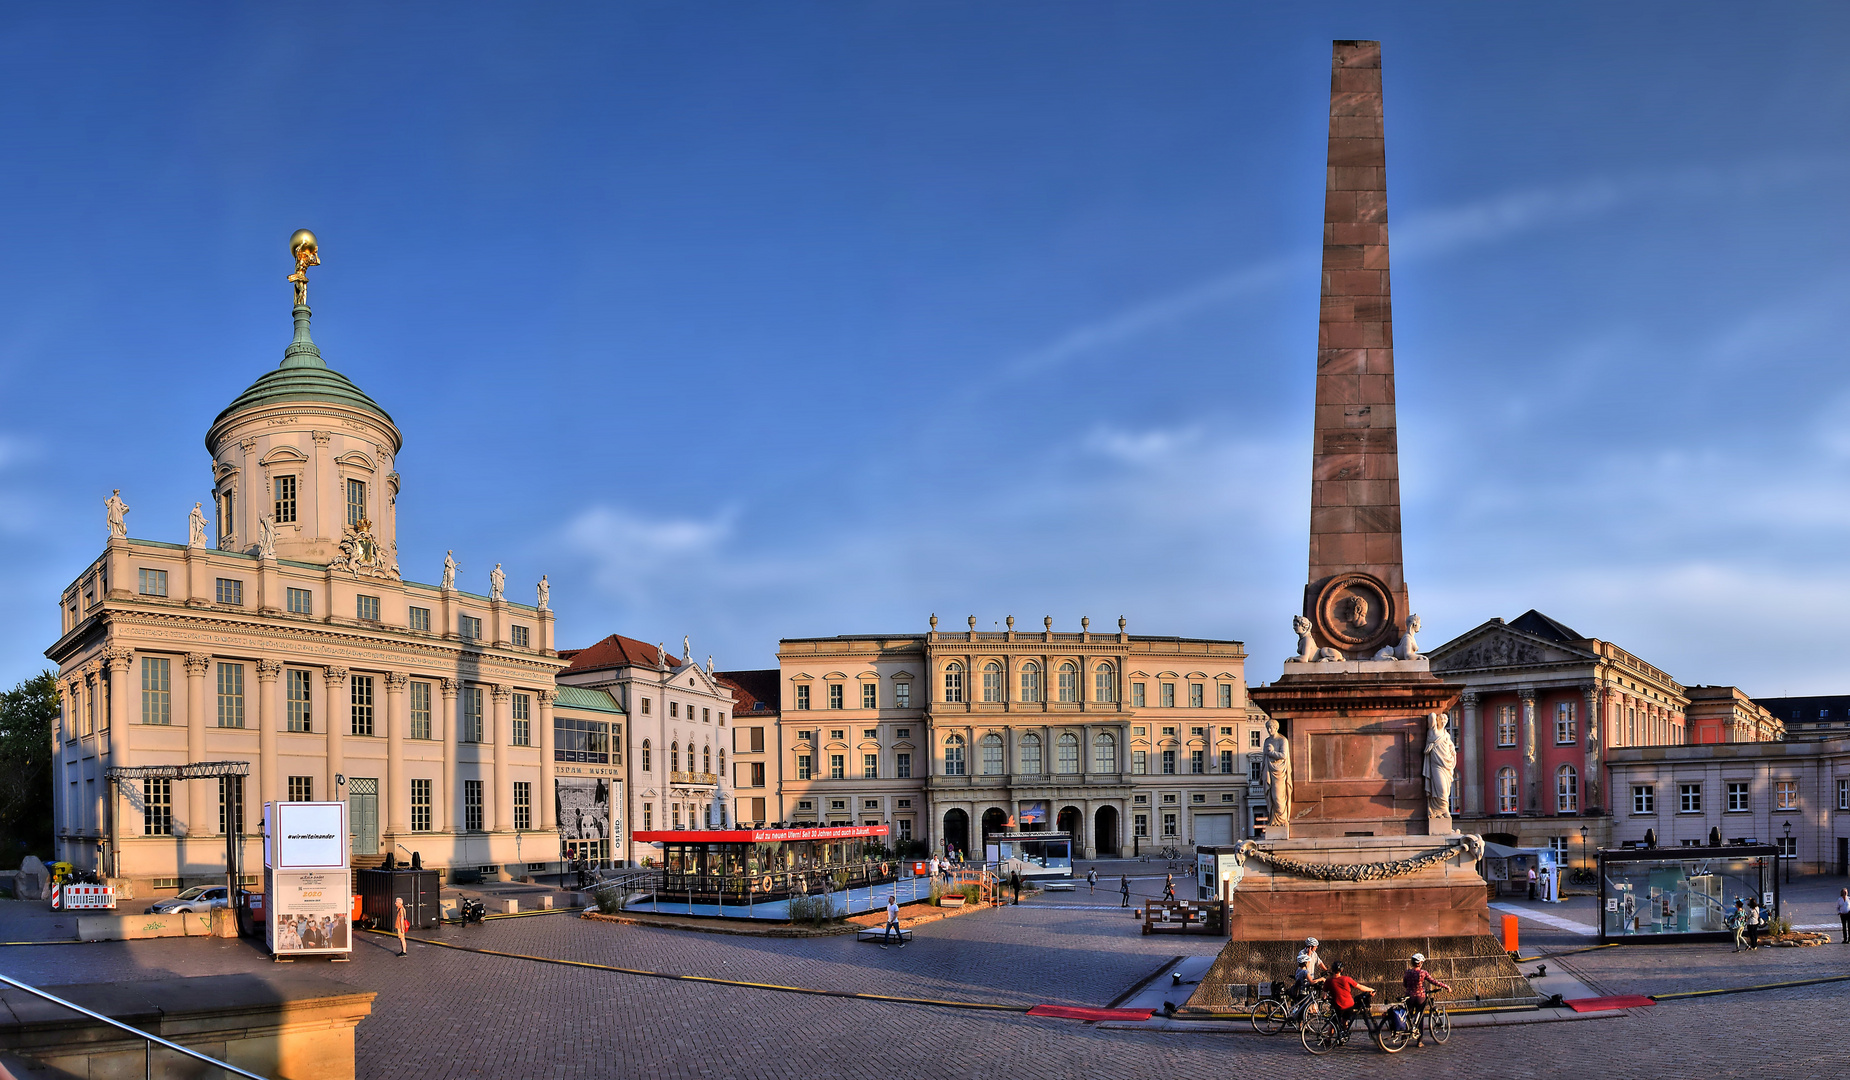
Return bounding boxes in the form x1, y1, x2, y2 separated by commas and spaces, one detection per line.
213, 306, 393, 429
1506, 610, 1584, 643
715, 669, 780, 716
561, 634, 685, 676
552, 685, 623, 714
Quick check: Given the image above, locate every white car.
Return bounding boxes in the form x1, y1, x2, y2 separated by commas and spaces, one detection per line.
145, 885, 241, 914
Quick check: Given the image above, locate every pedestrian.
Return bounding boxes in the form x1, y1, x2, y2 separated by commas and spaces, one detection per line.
1728, 898, 1746, 952
1164, 873, 1176, 901
1838, 888, 1850, 944
1298, 937, 1325, 981
1010, 870, 1021, 905
394, 897, 409, 957
1087, 868, 1098, 894
1526, 865, 1537, 901
1746, 896, 1764, 950
1119, 874, 1130, 908
882, 893, 904, 949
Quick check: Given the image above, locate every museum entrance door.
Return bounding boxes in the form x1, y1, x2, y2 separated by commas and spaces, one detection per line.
348, 778, 379, 856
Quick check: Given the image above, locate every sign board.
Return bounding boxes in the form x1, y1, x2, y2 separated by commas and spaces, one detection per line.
263, 801, 351, 958
270, 802, 348, 869
1016, 801, 1049, 825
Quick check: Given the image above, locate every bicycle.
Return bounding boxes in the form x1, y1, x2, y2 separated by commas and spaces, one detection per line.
1251, 988, 1327, 1036
1301, 992, 1410, 1055
1405, 991, 1450, 1046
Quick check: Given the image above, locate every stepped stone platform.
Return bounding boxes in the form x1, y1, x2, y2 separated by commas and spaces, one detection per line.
1181, 934, 1542, 1014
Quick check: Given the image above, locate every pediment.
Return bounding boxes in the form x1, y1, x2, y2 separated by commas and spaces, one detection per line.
1430, 625, 1595, 672
335, 450, 376, 469
260, 446, 308, 465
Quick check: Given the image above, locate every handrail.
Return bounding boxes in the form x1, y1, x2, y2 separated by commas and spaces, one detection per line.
0, 973, 271, 1080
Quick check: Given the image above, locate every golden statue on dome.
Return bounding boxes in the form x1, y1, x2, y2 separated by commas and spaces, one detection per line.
287, 229, 319, 305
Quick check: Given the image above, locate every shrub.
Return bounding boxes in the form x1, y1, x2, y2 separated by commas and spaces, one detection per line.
960, 883, 981, 906
591, 884, 625, 915
1770, 914, 1793, 936
787, 894, 837, 926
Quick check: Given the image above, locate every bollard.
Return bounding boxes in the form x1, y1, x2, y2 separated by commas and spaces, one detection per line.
541, 895, 554, 909
1501, 912, 1519, 953
503, 899, 519, 915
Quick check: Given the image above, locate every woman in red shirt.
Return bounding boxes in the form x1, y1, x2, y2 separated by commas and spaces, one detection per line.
1325, 961, 1375, 1041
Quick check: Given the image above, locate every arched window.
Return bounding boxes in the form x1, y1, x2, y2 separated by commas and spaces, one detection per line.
944, 733, 966, 775
1556, 764, 1579, 813
671, 741, 680, 772
703, 745, 711, 774
641, 739, 652, 771
1094, 663, 1115, 703
1058, 662, 1079, 703
1020, 733, 1042, 775
943, 663, 965, 704
1496, 766, 1518, 814
982, 733, 1004, 774
1020, 662, 1041, 703
982, 662, 1004, 703
1093, 731, 1117, 773
1057, 732, 1080, 773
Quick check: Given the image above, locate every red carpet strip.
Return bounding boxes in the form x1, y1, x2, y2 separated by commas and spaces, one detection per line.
1026, 1004, 1154, 1022
1564, 995, 1656, 1012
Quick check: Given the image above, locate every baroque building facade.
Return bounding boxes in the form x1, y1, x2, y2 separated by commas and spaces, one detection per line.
775, 618, 1256, 858
47, 281, 576, 890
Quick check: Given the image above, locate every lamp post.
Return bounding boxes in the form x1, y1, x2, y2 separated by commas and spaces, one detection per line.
1782, 819, 1793, 885
1579, 824, 1589, 880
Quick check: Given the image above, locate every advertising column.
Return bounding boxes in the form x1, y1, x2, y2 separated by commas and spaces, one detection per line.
264, 800, 352, 958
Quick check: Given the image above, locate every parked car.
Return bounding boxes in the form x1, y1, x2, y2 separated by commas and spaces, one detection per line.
145, 885, 247, 914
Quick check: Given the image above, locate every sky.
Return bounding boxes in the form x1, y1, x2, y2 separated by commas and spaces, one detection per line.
1, 3, 1847, 695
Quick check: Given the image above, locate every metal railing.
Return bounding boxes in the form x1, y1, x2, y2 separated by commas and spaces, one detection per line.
0, 973, 270, 1080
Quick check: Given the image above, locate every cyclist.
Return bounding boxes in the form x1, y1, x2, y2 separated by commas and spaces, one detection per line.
1287, 959, 1324, 1017
1401, 953, 1450, 1047
1324, 961, 1374, 1043
1297, 937, 1326, 981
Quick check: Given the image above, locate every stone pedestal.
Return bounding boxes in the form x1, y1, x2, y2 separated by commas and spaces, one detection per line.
1227, 835, 1489, 940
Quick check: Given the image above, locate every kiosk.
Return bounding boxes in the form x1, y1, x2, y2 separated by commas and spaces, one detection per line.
1597, 844, 1777, 942
263, 801, 353, 959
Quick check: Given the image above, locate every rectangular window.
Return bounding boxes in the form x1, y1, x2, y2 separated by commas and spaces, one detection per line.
670, 702, 680, 718
212, 775, 247, 838
895, 682, 911, 708
1134, 813, 1149, 837
138, 569, 168, 597
862, 728, 878, 739
464, 780, 484, 831
288, 775, 313, 802
642, 804, 652, 831
274, 474, 297, 524
896, 753, 912, 778
512, 693, 531, 746
143, 777, 172, 836
1220, 749, 1234, 774
511, 625, 530, 647
828, 684, 844, 709
1777, 836, 1798, 860
356, 594, 380, 621
1548, 836, 1570, 862
216, 663, 245, 728
514, 782, 532, 830
1133, 750, 1147, 775
1632, 784, 1655, 814
287, 670, 311, 731
829, 753, 845, 779
350, 674, 375, 736
750, 762, 766, 787
346, 478, 367, 527
1555, 701, 1577, 745
1191, 726, 1206, 737
554, 716, 610, 763
463, 687, 484, 742
410, 681, 432, 739
1163, 813, 1178, 837
1190, 750, 1205, 774
1131, 683, 1146, 708
1775, 780, 1798, 810
829, 728, 844, 740
1678, 783, 1702, 813
1250, 729, 1262, 748
862, 683, 877, 709
459, 615, 481, 641
795, 685, 810, 710
141, 657, 171, 725
1219, 684, 1233, 708
641, 698, 651, 715
1727, 781, 1750, 812
796, 755, 812, 780
1839, 778, 1849, 812
1160, 682, 1176, 708
1189, 683, 1203, 708
409, 606, 431, 632
214, 578, 243, 605
410, 779, 432, 832
1497, 705, 1518, 747
1161, 749, 1176, 775
863, 753, 878, 778
286, 588, 312, 615
1248, 757, 1263, 783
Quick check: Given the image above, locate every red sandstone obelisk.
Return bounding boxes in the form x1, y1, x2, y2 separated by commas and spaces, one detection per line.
1304, 40, 1409, 660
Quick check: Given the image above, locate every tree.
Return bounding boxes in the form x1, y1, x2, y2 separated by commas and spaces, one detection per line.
0, 671, 58, 868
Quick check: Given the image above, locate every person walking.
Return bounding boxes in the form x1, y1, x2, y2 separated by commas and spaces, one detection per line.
1119, 874, 1131, 908
1728, 898, 1747, 952
1837, 888, 1849, 944
881, 893, 904, 949
393, 897, 410, 957
1087, 868, 1098, 894
1163, 873, 1176, 901
1746, 896, 1765, 950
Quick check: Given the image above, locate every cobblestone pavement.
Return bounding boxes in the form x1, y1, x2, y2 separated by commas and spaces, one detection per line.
2, 886, 1847, 1078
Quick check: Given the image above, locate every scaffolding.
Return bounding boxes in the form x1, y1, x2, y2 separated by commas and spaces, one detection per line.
104, 761, 252, 907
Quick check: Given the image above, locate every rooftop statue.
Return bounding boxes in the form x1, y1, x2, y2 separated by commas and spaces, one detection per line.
489, 563, 505, 602
287, 230, 319, 306
105, 490, 129, 539
188, 502, 208, 548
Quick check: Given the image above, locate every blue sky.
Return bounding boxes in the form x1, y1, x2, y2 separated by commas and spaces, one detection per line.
2, 4, 1847, 694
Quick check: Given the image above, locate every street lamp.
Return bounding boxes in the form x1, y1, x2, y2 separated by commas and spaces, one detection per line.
1782, 819, 1793, 885
1579, 824, 1589, 881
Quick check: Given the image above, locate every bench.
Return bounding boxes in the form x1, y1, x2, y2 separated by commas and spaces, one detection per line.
855, 926, 913, 944
1042, 882, 1076, 892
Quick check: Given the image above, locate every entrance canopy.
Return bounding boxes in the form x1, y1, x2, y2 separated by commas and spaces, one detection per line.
635, 824, 886, 845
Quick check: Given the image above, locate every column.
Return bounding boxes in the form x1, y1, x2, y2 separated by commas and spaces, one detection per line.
1081, 798, 1095, 859
538, 690, 558, 829
385, 673, 408, 834
1460, 692, 1483, 816
184, 654, 211, 834
1583, 683, 1603, 814
105, 649, 134, 877
323, 667, 347, 805
310, 430, 333, 545
1519, 688, 1537, 814
440, 679, 460, 833
256, 661, 281, 814
491, 684, 512, 832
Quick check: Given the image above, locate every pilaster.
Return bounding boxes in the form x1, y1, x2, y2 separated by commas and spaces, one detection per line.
1583, 683, 1603, 813
323, 666, 348, 803
538, 690, 558, 829
440, 679, 460, 833
491, 684, 512, 832
385, 672, 408, 833
184, 653, 211, 834
1519, 688, 1538, 814
1461, 692, 1482, 815
256, 660, 281, 813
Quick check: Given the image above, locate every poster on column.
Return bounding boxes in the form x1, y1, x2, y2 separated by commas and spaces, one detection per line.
557, 778, 612, 858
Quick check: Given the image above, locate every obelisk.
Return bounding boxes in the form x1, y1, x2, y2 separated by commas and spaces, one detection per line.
1304, 40, 1408, 661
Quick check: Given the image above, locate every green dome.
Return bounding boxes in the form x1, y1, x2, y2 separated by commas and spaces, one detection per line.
212, 304, 394, 428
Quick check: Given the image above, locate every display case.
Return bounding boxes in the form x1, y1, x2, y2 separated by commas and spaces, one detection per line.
1597, 845, 1777, 943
